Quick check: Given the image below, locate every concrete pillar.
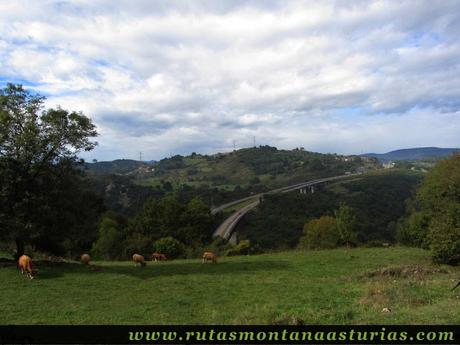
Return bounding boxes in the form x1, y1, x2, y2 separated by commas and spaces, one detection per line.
229, 231, 238, 245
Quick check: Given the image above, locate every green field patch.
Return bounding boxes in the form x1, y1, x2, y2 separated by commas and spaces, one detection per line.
1, 247, 459, 324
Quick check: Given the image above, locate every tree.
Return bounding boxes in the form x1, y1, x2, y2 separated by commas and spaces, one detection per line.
298, 216, 340, 250
0, 83, 98, 258
334, 203, 357, 247
152, 236, 185, 259
396, 211, 430, 248
91, 215, 124, 260
415, 154, 460, 264
123, 233, 153, 258
179, 197, 214, 245
126, 195, 215, 252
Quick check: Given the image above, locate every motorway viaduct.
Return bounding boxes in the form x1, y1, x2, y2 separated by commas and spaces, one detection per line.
211, 173, 359, 243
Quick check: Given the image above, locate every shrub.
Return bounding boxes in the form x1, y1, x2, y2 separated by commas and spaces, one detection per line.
152, 237, 185, 259
334, 203, 357, 247
91, 216, 124, 260
396, 211, 430, 248
427, 206, 460, 265
298, 216, 340, 250
225, 240, 252, 256
123, 233, 153, 258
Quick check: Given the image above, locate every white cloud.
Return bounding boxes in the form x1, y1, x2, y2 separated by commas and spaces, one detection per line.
1, 0, 459, 160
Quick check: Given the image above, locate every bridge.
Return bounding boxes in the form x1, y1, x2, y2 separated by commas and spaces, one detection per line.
212, 173, 359, 243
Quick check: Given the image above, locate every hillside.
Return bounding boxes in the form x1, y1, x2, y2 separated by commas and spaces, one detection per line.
362, 147, 460, 162
136, 146, 379, 191
83, 146, 380, 215
1, 248, 458, 324
85, 159, 154, 175
237, 170, 423, 250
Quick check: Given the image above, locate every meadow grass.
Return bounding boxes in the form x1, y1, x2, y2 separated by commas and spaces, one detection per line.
1, 247, 459, 324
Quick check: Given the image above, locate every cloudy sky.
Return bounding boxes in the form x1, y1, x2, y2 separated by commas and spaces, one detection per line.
1, 0, 460, 161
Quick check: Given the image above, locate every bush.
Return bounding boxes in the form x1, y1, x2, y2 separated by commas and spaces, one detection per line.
152, 237, 185, 259
298, 216, 340, 250
225, 240, 252, 256
334, 203, 357, 247
427, 206, 460, 264
91, 216, 124, 260
199, 237, 232, 257
123, 233, 153, 258
396, 211, 430, 248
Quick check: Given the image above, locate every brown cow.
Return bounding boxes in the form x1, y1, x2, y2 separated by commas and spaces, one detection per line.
18, 255, 35, 279
132, 253, 146, 266
202, 251, 218, 264
151, 252, 167, 262
80, 253, 91, 265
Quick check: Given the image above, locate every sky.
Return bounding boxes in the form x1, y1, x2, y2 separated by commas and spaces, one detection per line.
1, 0, 460, 161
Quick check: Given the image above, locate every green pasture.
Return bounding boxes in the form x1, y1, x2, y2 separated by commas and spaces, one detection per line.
1, 247, 459, 324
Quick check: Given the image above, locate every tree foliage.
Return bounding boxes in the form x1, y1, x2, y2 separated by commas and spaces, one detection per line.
91, 215, 124, 260
396, 211, 430, 248
334, 203, 357, 246
125, 195, 215, 255
0, 83, 100, 257
238, 171, 421, 250
298, 216, 340, 250
152, 236, 185, 259
404, 154, 460, 264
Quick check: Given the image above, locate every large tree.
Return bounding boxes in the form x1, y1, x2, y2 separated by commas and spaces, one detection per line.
416, 154, 460, 264
397, 154, 460, 264
0, 83, 99, 258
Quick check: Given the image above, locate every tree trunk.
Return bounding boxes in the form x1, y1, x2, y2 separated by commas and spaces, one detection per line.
15, 238, 24, 260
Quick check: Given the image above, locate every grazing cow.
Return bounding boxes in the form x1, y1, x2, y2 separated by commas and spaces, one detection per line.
202, 251, 218, 264
18, 255, 35, 279
80, 253, 91, 265
151, 252, 167, 262
132, 254, 146, 267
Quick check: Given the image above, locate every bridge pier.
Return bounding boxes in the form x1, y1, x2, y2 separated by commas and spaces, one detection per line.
299, 186, 315, 194
229, 232, 238, 245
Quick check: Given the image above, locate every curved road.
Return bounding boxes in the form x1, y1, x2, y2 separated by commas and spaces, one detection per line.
212, 173, 359, 240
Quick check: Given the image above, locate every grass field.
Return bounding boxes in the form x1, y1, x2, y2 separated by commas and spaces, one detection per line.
1, 247, 459, 324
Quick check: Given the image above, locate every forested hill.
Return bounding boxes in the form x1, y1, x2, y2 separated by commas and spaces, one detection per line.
362, 147, 460, 162
84, 146, 380, 215
133, 146, 378, 189
84, 159, 154, 175
237, 170, 423, 251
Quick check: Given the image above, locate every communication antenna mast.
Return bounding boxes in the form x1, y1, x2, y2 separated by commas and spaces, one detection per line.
139, 152, 143, 161
253, 136, 256, 148
233, 140, 236, 151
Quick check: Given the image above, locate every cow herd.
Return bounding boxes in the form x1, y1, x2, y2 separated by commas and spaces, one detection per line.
16, 251, 218, 279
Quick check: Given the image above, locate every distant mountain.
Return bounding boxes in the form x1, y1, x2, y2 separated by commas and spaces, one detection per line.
362, 147, 460, 162
84, 159, 155, 175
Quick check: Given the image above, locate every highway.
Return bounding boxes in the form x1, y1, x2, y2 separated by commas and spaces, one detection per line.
212, 173, 359, 240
